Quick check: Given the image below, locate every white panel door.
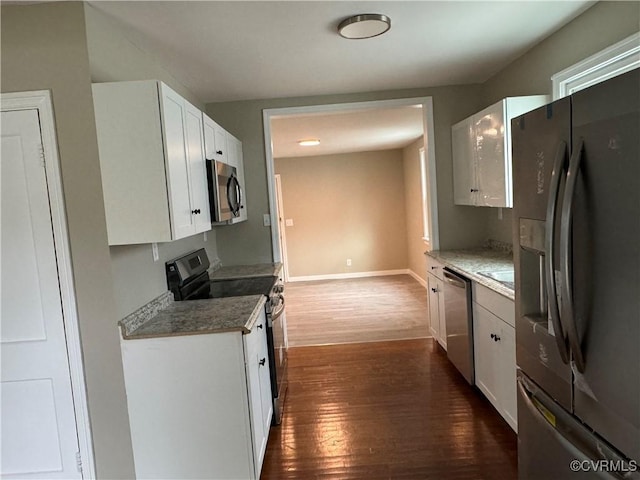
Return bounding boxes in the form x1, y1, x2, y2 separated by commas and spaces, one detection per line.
1, 109, 82, 479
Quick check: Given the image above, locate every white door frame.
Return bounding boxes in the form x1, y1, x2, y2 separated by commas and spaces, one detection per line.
1, 90, 96, 478
273, 174, 290, 281
262, 97, 439, 263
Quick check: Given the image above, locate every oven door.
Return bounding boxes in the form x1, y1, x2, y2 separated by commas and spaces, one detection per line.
267, 293, 287, 424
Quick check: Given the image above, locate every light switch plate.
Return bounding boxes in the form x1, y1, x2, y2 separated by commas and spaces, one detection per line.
263, 214, 271, 227
152, 243, 159, 262
285, 219, 294, 227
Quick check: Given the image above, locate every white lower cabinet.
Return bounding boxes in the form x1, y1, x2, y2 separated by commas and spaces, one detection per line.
473, 283, 517, 431
426, 256, 446, 349
120, 311, 272, 479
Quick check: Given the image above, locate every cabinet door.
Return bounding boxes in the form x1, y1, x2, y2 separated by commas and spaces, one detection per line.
213, 123, 228, 164
202, 114, 217, 161
257, 327, 273, 447
427, 274, 440, 340
184, 104, 212, 233
244, 313, 272, 479
451, 117, 477, 206
473, 303, 498, 407
498, 321, 517, 431
474, 102, 508, 207
227, 135, 247, 224
437, 278, 447, 349
160, 84, 195, 240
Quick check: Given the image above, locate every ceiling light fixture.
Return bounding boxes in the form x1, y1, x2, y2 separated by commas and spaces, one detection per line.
338, 14, 391, 40
298, 139, 320, 147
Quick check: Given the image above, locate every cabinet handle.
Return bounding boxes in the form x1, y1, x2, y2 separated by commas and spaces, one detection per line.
431, 288, 438, 293
191, 209, 201, 215
216, 150, 223, 155
430, 266, 438, 270
259, 358, 266, 366
491, 333, 501, 342
257, 323, 263, 329
470, 188, 479, 193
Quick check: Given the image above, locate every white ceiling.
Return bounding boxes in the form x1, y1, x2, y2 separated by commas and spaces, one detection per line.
271, 105, 425, 158
87, 1, 594, 157
89, 1, 594, 103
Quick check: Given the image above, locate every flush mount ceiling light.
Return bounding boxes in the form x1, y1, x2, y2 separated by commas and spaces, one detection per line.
298, 139, 320, 147
338, 14, 391, 39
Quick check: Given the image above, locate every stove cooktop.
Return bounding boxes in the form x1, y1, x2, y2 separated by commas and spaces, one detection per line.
208, 276, 277, 299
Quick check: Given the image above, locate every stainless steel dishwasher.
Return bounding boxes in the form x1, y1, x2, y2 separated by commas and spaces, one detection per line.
442, 267, 474, 384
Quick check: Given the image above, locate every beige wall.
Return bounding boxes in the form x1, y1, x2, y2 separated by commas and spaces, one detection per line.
207, 84, 491, 266
1, 3, 135, 478
84, 4, 220, 318
402, 138, 427, 282
275, 150, 408, 277
480, 1, 640, 245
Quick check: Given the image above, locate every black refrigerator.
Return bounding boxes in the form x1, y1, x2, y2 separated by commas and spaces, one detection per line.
511, 69, 639, 479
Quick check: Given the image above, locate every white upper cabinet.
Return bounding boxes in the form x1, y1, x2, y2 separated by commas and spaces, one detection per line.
452, 96, 548, 208
202, 113, 248, 224
92, 80, 211, 245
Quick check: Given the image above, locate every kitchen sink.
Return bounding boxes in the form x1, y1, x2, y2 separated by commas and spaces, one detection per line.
477, 270, 514, 289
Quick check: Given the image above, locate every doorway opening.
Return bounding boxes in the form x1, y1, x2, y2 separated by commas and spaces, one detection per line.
263, 97, 439, 282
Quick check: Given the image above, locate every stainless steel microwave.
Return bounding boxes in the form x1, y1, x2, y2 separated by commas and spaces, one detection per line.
206, 160, 242, 222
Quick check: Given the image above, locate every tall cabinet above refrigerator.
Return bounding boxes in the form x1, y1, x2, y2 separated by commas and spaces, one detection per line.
512, 69, 639, 479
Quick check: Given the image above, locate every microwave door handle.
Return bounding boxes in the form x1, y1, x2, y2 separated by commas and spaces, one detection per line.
560, 138, 586, 373
545, 140, 570, 364
232, 176, 241, 216
226, 176, 236, 214
235, 179, 242, 209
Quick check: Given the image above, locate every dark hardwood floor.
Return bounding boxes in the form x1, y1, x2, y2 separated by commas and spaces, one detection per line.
261, 339, 517, 480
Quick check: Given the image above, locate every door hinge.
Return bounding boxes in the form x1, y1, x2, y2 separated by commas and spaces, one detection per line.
38, 144, 45, 167
76, 451, 83, 474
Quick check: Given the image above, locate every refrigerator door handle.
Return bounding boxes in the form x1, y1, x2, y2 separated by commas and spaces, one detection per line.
545, 140, 570, 364
560, 138, 586, 373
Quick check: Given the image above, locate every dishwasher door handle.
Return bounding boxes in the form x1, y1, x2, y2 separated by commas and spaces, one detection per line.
443, 271, 467, 289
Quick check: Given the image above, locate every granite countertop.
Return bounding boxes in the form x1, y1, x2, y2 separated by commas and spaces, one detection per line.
120, 293, 267, 340
427, 248, 514, 300
119, 262, 282, 340
210, 262, 283, 280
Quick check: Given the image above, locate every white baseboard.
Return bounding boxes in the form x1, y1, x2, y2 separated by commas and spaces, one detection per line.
288, 269, 429, 288
407, 270, 427, 289
288, 269, 415, 283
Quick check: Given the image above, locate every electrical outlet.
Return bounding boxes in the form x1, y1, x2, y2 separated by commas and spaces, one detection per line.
285, 218, 294, 227
203, 231, 208, 242
346, 258, 352, 267
152, 243, 159, 262
263, 214, 271, 227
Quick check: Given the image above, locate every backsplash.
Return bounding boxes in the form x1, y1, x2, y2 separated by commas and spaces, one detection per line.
119, 290, 174, 336
485, 238, 513, 254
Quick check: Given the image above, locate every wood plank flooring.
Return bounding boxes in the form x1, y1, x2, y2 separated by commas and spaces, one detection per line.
261, 339, 518, 480
285, 275, 429, 347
